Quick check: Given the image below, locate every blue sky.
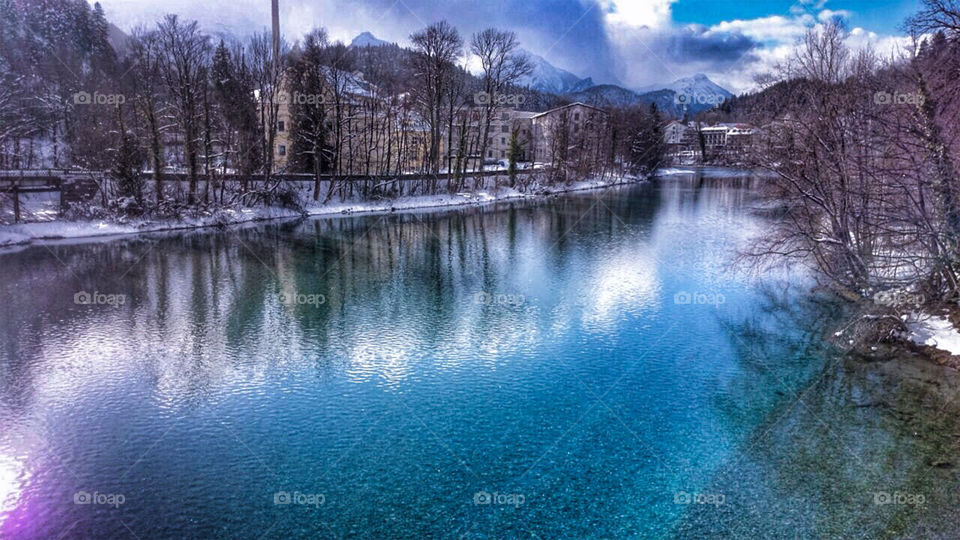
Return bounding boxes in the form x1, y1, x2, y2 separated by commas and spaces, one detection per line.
671, 0, 921, 34
99, 0, 922, 92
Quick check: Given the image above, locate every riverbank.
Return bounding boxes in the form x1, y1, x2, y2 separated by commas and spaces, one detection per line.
0, 173, 649, 249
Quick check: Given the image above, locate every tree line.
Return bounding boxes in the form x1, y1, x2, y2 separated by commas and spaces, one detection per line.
740, 0, 960, 342
0, 0, 665, 215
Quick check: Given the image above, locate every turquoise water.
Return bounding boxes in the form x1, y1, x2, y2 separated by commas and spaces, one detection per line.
1, 171, 957, 538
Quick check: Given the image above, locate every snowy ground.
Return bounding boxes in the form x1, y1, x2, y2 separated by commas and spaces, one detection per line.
907, 315, 960, 356
0, 175, 644, 249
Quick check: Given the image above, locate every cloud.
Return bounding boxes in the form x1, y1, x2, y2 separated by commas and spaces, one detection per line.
96, 0, 910, 94
601, 0, 676, 29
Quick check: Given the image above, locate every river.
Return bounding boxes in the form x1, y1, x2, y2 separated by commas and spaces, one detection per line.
1, 169, 958, 538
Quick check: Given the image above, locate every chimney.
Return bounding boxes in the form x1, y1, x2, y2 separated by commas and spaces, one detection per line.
271, 0, 280, 61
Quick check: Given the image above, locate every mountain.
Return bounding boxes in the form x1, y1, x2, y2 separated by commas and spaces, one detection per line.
565, 74, 733, 117
517, 51, 594, 95
637, 74, 734, 114
350, 32, 391, 48
569, 84, 643, 107
662, 73, 733, 102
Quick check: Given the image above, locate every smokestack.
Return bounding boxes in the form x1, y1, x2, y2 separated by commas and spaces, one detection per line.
271, 0, 280, 61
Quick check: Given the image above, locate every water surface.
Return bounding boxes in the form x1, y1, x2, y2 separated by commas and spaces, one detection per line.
1, 171, 957, 538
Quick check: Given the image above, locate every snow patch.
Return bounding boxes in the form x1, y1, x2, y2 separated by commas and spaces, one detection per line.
908, 315, 960, 356
0, 175, 647, 249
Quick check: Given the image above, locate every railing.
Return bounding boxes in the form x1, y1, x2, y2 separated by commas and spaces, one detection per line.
0, 168, 545, 223
151, 167, 541, 183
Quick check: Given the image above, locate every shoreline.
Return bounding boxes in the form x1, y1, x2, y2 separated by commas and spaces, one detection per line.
0, 174, 655, 250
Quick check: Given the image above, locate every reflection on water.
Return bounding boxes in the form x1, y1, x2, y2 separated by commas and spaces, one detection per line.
0, 170, 957, 538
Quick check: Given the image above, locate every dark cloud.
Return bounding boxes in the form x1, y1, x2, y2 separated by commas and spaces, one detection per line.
660, 25, 757, 64
361, 0, 621, 83
102, 0, 761, 89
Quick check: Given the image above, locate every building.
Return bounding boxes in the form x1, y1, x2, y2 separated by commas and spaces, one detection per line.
443, 108, 537, 171
531, 102, 609, 169
268, 72, 436, 175
663, 121, 759, 163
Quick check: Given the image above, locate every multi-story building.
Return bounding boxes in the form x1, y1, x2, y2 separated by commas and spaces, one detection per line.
442, 108, 537, 171
664, 121, 759, 163
531, 102, 608, 167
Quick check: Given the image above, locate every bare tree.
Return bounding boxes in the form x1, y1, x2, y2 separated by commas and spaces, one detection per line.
908, 0, 960, 34
129, 27, 168, 202
470, 28, 532, 183
250, 30, 288, 190
156, 15, 210, 204
410, 21, 463, 175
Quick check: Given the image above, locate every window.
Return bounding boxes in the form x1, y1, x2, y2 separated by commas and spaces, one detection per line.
501, 113, 509, 121
500, 151, 505, 158
488, 150, 493, 157
278, 121, 285, 132
501, 125, 509, 133
501, 137, 506, 145
278, 145, 286, 156
574, 113, 580, 121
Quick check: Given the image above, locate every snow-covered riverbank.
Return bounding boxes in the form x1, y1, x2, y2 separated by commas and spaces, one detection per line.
0, 174, 651, 249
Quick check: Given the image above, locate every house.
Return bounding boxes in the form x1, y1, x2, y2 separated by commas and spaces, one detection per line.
444, 107, 537, 171
664, 121, 688, 145
663, 121, 759, 163
530, 102, 608, 168
269, 72, 433, 175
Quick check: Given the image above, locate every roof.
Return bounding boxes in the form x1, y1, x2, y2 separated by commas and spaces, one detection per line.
531, 102, 608, 119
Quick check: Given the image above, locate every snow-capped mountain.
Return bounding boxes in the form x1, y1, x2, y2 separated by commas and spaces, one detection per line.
642, 74, 733, 103
350, 32, 392, 48
516, 50, 594, 95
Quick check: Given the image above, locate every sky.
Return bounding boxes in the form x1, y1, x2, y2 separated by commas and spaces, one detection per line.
94, 0, 923, 93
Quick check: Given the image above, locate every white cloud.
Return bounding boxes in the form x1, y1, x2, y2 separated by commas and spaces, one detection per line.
601, 0, 676, 29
